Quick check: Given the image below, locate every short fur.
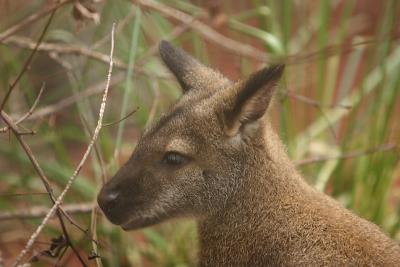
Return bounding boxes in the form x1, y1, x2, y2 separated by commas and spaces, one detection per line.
98, 40, 400, 266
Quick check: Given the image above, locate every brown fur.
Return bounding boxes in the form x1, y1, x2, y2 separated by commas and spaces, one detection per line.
98, 40, 400, 266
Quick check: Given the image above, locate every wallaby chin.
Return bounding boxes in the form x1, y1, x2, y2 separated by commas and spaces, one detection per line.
120, 217, 159, 231
98, 41, 400, 266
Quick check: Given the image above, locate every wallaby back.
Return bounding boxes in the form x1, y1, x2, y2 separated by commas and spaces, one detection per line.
98, 41, 400, 266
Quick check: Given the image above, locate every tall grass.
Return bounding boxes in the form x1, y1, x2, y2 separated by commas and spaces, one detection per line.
0, 0, 398, 266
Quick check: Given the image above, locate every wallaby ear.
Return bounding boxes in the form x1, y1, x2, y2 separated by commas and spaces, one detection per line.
159, 40, 230, 93
224, 64, 284, 136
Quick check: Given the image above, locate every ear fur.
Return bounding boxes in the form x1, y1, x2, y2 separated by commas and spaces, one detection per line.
224, 64, 284, 136
159, 40, 230, 93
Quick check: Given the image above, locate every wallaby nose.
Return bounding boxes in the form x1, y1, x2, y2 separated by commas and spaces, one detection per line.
97, 187, 120, 212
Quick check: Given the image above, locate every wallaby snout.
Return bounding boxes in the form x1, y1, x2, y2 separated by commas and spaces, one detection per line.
97, 166, 131, 226
97, 161, 161, 229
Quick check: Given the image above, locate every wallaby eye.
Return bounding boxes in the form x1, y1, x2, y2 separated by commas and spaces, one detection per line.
162, 152, 188, 166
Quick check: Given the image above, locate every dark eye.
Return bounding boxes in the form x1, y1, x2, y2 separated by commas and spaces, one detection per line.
162, 152, 188, 166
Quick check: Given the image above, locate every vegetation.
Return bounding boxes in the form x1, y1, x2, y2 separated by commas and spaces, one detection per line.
0, 0, 398, 266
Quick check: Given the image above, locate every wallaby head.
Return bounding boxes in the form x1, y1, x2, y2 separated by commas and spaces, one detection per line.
97, 40, 284, 230
98, 41, 400, 266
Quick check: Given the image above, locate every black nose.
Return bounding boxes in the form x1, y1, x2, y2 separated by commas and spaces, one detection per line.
97, 187, 120, 212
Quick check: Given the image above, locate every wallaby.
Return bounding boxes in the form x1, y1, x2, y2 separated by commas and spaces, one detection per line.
98, 40, 400, 266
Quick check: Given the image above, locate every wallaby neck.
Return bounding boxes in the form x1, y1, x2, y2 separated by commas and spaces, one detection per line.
198, 126, 309, 266
197, 126, 400, 266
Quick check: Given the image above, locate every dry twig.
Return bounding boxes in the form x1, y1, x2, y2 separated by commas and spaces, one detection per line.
0, 0, 74, 42
3, 35, 172, 82
283, 89, 352, 110
11, 16, 194, 122
0, 84, 45, 133
294, 144, 398, 166
280, 89, 345, 143
18, 72, 125, 121
12, 22, 116, 267
136, 15, 199, 65
1, 111, 87, 266
103, 107, 139, 127
0, 203, 94, 221
0, 6, 88, 264
3, 35, 153, 76
135, 0, 269, 62
0, 9, 55, 113
135, 0, 400, 66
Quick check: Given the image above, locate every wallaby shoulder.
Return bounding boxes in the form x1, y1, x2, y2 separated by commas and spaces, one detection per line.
199, 123, 400, 266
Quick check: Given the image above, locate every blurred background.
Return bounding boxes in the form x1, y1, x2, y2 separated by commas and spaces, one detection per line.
0, 0, 399, 266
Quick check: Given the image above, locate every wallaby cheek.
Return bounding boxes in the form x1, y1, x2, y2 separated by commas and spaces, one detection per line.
118, 171, 162, 212
198, 172, 232, 214
167, 168, 207, 215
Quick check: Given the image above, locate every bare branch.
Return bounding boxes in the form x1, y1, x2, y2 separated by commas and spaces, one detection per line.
135, 0, 400, 66
0, 202, 95, 221
0, 112, 53, 191
294, 144, 398, 166
103, 107, 139, 127
280, 89, 343, 142
144, 79, 160, 128
12, 22, 116, 267
3, 36, 123, 71
136, 15, 199, 65
135, 0, 269, 62
3, 36, 166, 78
0, 0, 74, 42
0, 9, 56, 113
19, 72, 125, 121
80, 114, 107, 184
0, 84, 45, 133
1, 111, 86, 266
283, 89, 352, 110
9, 14, 194, 123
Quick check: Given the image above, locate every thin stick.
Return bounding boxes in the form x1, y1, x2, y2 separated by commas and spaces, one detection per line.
0, 9, 56, 113
0, 0, 73, 42
0, 192, 48, 197
5, 35, 126, 68
285, 36, 400, 65
136, 0, 400, 66
92, 7, 136, 49
80, 114, 107, 184
135, 0, 269, 62
20, 17, 193, 122
284, 89, 352, 110
20, 72, 125, 121
12, 22, 116, 267
0, 84, 45, 133
103, 107, 139, 127
280, 90, 340, 142
294, 144, 398, 166
136, 15, 199, 65
0, 203, 94, 221
1, 111, 87, 266
5, 35, 170, 82
144, 79, 160, 128
1, 111, 56, 199
57, 209, 87, 267
7, 18, 193, 123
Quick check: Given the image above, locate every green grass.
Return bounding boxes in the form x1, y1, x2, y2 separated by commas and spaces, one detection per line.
0, 0, 399, 266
